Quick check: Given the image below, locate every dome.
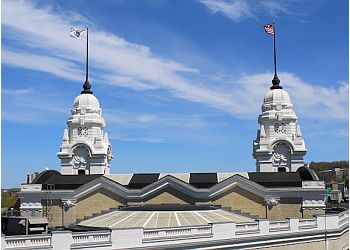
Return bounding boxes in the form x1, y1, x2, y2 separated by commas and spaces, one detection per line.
263, 89, 291, 105
73, 94, 100, 109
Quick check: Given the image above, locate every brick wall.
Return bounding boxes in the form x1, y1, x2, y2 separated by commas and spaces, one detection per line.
211, 187, 266, 218
143, 187, 194, 205
267, 198, 302, 220
303, 208, 325, 218
75, 188, 126, 220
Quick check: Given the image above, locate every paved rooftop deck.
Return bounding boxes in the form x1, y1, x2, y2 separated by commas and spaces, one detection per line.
78, 209, 254, 229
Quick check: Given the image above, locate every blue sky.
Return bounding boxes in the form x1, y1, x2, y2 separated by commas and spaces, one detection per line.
2, 0, 348, 188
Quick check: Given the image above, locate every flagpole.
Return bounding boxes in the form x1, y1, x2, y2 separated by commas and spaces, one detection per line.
273, 21, 277, 78
271, 21, 282, 90
82, 27, 93, 94
86, 27, 88, 84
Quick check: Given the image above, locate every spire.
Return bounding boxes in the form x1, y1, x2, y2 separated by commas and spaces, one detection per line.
103, 132, 109, 142
63, 129, 69, 142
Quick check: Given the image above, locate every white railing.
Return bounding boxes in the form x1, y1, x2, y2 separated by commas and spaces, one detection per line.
235, 222, 259, 234
299, 218, 317, 229
5, 234, 51, 249
72, 231, 111, 245
338, 211, 349, 226
143, 230, 160, 239
269, 220, 290, 232
2, 211, 348, 249
302, 181, 325, 189
20, 184, 42, 192
143, 225, 212, 241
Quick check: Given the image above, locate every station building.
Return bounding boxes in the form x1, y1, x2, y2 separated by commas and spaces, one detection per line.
18, 76, 326, 229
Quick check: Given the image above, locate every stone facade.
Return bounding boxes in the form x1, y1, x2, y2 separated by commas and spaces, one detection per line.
57, 93, 113, 175
36, 183, 326, 227
253, 88, 307, 172
303, 208, 325, 218
41, 200, 76, 228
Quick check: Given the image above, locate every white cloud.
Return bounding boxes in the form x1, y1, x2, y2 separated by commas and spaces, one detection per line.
2, 49, 83, 81
232, 72, 349, 120
108, 135, 163, 143
104, 109, 206, 129
199, 0, 254, 21
2, 87, 70, 125
2, 111, 45, 124
199, 0, 294, 22
2, 0, 233, 113
2, 0, 348, 123
336, 129, 349, 137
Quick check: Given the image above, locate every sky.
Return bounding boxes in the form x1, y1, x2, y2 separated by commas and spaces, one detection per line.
1, 0, 348, 188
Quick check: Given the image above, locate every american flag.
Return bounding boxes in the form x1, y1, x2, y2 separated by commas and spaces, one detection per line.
264, 24, 274, 36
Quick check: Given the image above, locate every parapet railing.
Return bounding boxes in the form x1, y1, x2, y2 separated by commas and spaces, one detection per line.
268, 220, 290, 232
143, 225, 212, 241
235, 221, 259, 234
71, 230, 111, 247
20, 184, 42, 192
338, 210, 349, 226
4, 234, 51, 249
2, 211, 349, 249
298, 218, 317, 229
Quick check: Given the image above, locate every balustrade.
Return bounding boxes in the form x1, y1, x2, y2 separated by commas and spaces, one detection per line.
338, 211, 349, 226
72, 231, 111, 245
5, 235, 51, 249
2, 211, 348, 249
269, 220, 290, 232
298, 218, 317, 229
143, 225, 212, 241
235, 222, 259, 234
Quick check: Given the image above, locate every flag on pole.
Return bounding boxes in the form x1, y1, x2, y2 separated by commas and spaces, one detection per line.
264, 24, 274, 36
70, 28, 87, 39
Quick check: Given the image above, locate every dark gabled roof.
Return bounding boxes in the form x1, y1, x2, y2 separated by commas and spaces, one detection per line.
33, 171, 102, 190
297, 166, 319, 181
32, 170, 60, 184
30, 169, 312, 191
127, 173, 160, 189
189, 173, 218, 188
248, 172, 302, 187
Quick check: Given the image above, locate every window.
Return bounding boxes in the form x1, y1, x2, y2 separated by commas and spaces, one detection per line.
77, 126, 88, 137
274, 123, 286, 133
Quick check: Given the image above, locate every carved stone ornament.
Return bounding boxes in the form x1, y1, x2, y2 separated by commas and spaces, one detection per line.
273, 152, 287, 165
272, 143, 290, 167
72, 146, 89, 169
73, 155, 86, 169
265, 198, 279, 207
62, 199, 76, 207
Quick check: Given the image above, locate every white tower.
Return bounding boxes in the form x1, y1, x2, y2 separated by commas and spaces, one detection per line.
58, 84, 113, 175
253, 80, 307, 172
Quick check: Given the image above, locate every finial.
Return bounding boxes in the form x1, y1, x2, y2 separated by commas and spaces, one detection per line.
270, 75, 282, 90
81, 80, 93, 94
